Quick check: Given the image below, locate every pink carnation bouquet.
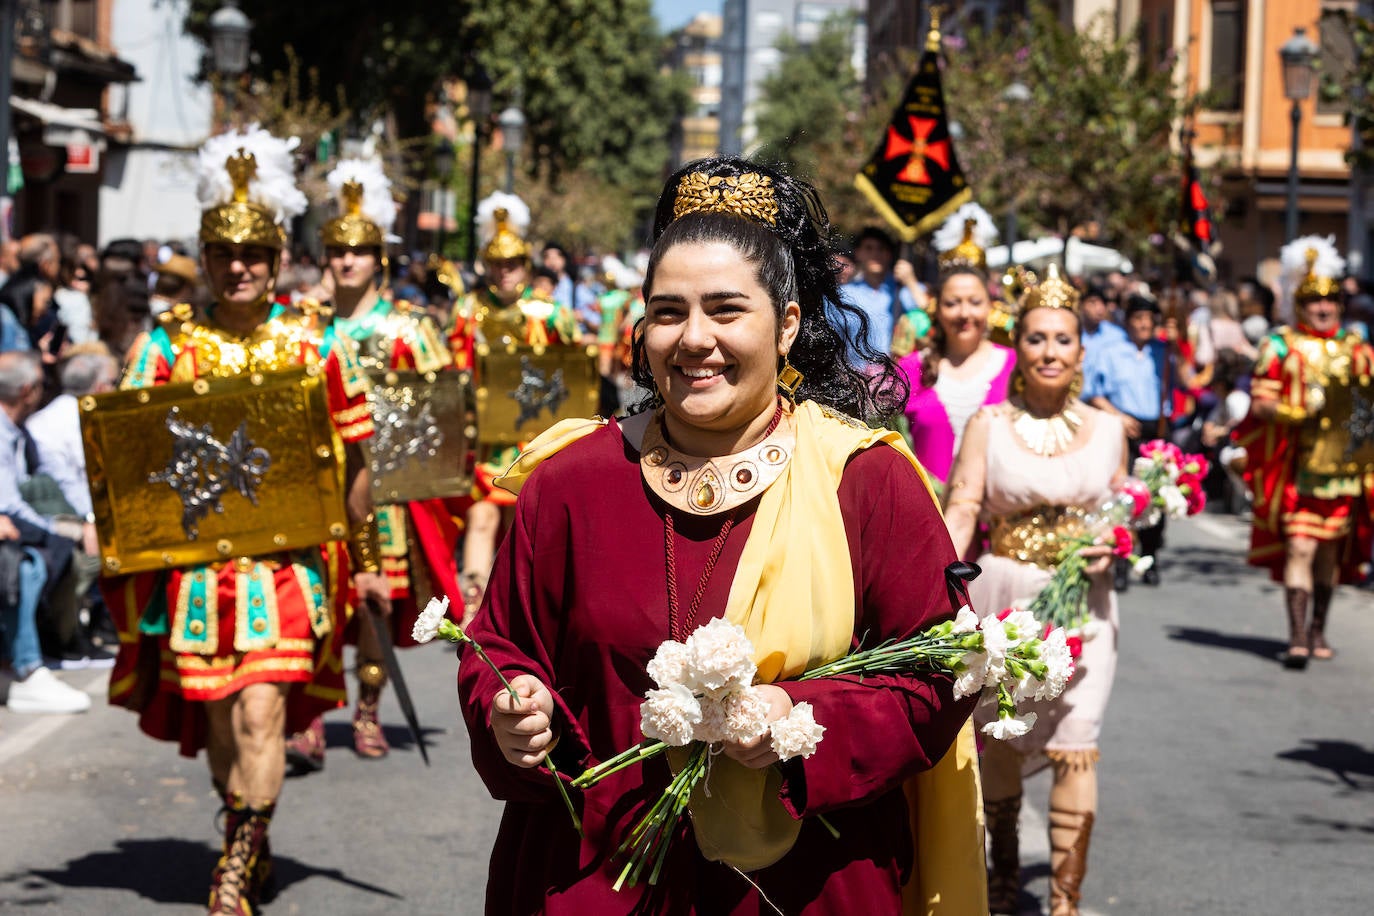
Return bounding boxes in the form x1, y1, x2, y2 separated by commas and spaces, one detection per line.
1025, 440, 1209, 632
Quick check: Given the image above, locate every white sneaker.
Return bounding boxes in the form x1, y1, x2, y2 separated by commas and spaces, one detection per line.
7, 667, 92, 714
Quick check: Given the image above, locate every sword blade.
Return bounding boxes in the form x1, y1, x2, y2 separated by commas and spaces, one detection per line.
365, 599, 430, 766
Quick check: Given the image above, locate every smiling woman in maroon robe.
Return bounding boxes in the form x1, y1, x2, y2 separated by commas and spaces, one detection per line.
458, 158, 983, 915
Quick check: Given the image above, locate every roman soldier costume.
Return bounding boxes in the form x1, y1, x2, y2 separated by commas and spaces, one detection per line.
90, 126, 375, 915
1239, 235, 1374, 667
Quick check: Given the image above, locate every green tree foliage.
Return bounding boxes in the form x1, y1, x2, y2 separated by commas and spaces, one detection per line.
754, 8, 1196, 257
752, 13, 873, 233
1321, 9, 1374, 171
185, 0, 687, 229
942, 9, 1193, 258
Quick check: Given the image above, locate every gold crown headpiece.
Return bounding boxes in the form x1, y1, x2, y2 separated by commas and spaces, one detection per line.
1019, 263, 1080, 313
672, 172, 779, 226
938, 218, 987, 271
200, 149, 286, 249
1296, 247, 1342, 302
322, 180, 385, 249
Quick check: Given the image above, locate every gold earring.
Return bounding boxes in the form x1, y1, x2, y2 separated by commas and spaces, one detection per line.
1069, 370, 1083, 400
777, 355, 804, 403
1011, 369, 1025, 396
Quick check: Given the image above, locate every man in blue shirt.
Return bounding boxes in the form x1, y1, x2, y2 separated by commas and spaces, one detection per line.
1089, 295, 1178, 587
837, 226, 921, 360
1079, 284, 1127, 401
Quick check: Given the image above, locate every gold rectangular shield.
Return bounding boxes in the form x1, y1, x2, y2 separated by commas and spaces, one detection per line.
368, 368, 473, 503
1302, 381, 1374, 476
475, 343, 600, 448
80, 366, 349, 575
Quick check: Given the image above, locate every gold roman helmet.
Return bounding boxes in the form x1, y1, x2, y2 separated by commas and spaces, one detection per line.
321, 158, 395, 250
476, 192, 532, 264
933, 203, 996, 273
196, 126, 307, 251
1281, 235, 1345, 305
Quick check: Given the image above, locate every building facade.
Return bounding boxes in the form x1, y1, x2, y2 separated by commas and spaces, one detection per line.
99, 0, 214, 246
668, 12, 723, 168
6, 0, 137, 242
720, 0, 865, 155
1143, 0, 1361, 282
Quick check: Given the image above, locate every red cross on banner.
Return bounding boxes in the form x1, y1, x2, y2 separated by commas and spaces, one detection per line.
883, 117, 951, 186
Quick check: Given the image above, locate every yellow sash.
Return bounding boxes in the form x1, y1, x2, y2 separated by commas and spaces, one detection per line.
495, 402, 985, 914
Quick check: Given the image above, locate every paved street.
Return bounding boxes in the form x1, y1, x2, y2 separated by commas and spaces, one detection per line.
1, 514, 1372, 914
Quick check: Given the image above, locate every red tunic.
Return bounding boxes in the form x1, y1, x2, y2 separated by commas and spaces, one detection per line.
457, 420, 973, 914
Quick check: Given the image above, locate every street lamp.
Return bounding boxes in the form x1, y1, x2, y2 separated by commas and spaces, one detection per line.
1000, 82, 1032, 257
498, 105, 525, 194
465, 64, 493, 263
209, 0, 252, 129
434, 138, 455, 256
1280, 26, 1319, 243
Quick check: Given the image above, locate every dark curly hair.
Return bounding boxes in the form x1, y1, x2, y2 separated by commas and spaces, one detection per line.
629, 157, 908, 421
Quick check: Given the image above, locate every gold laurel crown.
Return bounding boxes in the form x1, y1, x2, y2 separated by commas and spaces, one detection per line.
672, 172, 779, 226
1020, 263, 1080, 313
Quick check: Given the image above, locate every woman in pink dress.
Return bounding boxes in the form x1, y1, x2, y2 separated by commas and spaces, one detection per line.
897, 266, 1016, 486
944, 274, 1126, 916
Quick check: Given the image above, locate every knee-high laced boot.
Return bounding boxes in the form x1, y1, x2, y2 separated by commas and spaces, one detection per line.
1048, 751, 1099, 916
1310, 584, 1335, 659
353, 658, 390, 758
209, 793, 276, 915
1283, 587, 1311, 669
984, 794, 1022, 914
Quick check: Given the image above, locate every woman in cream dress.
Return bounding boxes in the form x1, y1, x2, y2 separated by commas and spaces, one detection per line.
944, 274, 1126, 916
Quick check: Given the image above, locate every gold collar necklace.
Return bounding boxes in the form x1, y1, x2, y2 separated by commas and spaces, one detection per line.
640, 406, 795, 514
1009, 399, 1084, 457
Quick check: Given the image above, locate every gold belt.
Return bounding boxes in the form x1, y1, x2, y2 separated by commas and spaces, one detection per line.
988, 505, 1090, 570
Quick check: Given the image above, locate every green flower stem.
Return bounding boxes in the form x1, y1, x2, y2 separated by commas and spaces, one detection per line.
816, 813, 841, 840
441, 619, 582, 835
613, 742, 709, 891
572, 739, 671, 789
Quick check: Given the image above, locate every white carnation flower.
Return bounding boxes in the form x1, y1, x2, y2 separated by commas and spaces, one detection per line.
695, 695, 729, 744
640, 684, 702, 746
1132, 456, 1155, 478
1001, 609, 1041, 646
721, 686, 772, 743
953, 652, 989, 700
411, 596, 450, 644
769, 702, 825, 760
1162, 486, 1188, 519
978, 613, 1010, 681
951, 605, 980, 634
646, 639, 691, 689
1133, 554, 1155, 575
685, 617, 757, 697
981, 711, 1037, 740
1035, 628, 1073, 700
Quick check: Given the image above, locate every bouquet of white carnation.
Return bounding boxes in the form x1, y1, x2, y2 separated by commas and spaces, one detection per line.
574, 605, 1073, 889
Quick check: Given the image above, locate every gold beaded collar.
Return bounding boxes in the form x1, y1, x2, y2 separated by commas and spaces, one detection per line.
639, 409, 795, 514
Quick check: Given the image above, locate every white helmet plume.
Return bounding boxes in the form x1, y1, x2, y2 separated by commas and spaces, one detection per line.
196, 124, 306, 224
326, 158, 396, 234
1280, 234, 1344, 284
933, 202, 999, 252
476, 192, 530, 246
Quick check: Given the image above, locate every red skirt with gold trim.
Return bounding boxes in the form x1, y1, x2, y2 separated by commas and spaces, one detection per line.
103, 545, 349, 758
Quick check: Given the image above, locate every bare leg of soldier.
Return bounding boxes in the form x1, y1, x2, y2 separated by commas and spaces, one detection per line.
461, 500, 501, 627
206, 682, 287, 914
1281, 536, 1316, 668
1309, 540, 1341, 659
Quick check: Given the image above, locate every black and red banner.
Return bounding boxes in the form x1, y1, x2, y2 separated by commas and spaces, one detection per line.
855, 42, 971, 242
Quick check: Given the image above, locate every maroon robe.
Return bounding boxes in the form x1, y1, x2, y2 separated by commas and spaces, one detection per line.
457, 419, 974, 914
